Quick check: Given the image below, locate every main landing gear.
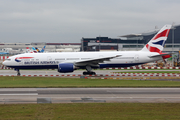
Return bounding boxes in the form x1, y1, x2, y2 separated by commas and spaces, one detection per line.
83, 66, 96, 75
15, 69, 21, 76
83, 71, 96, 75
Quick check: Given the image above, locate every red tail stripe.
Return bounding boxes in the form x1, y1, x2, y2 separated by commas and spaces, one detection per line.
162, 55, 171, 59
146, 44, 162, 53
159, 53, 172, 59
152, 29, 170, 40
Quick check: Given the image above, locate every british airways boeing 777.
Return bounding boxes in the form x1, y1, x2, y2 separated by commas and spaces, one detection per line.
3, 25, 172, 75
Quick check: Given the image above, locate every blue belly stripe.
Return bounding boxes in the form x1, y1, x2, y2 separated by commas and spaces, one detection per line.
99, 63, 145, 68
6, 63, 145, 69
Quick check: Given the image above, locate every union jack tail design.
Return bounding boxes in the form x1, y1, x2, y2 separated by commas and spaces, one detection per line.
141, 25, 171, 53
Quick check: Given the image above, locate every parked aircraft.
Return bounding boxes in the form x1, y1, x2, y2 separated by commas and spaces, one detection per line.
0, 49, 9, 54
40, 46, 46, 53
26, 46, 46, 53
3, 25, 172, 75
0, 52, 9, 55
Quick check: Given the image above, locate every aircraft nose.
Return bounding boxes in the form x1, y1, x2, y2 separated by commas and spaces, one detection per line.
2, 61, 7, 66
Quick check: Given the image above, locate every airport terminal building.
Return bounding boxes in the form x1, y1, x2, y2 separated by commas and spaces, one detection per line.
81, 25, 180, 52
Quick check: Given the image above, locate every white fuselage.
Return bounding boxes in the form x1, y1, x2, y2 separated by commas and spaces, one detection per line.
3, 51, 162, 70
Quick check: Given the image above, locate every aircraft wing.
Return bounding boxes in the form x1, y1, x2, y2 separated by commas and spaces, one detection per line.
74, 55, 122, 66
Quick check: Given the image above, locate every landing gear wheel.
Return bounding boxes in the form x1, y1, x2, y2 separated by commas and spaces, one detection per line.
90, 72, 96, 75
83, 71, 87, 75
83, 71, 96, 75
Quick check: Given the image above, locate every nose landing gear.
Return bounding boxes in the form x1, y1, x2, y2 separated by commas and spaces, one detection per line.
15, 69, 21, 76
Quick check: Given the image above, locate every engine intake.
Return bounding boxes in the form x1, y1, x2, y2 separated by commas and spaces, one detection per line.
58, 63, 74, 73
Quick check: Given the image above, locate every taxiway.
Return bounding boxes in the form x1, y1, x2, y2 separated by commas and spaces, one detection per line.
0, 88, 180, 104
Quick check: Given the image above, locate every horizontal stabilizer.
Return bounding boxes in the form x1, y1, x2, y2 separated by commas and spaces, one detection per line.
148, 53, 173, 58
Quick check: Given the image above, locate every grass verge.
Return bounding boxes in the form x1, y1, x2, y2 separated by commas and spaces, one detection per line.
0, 103, 180, 120
0, 76, 180, 88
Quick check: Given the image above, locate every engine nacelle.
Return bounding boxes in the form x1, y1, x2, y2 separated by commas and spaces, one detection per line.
58, 63, 74, 73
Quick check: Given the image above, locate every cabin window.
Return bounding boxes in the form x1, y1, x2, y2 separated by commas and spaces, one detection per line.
66, 58, 79, 60
115, 57, 134, 59
81, 58, 91, 60
55, 58, 65, 60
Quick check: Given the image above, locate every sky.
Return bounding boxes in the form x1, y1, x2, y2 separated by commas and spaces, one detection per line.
0, 0, 179, 43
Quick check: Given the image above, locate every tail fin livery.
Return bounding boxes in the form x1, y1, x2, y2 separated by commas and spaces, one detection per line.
40, 46, 46, 52
26, 47, 30, 53
35, 47, 40, 53
141, 25, 171, 53
27, 46, 46, 53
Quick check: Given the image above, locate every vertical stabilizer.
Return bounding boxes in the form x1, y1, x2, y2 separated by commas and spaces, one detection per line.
141, 25, 171, 53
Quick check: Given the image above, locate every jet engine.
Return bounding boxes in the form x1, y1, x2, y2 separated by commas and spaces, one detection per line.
58, 63, 74, 73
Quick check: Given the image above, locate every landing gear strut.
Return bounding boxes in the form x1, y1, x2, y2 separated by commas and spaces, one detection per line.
15, 69, 21, 76
83, 66, 96, 75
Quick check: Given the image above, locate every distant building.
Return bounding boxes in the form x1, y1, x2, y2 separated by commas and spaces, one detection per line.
81, 25, 180, 52
0, 43, 81, 55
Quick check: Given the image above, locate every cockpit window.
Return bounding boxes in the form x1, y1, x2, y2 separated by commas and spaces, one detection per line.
6, 59, 11, 61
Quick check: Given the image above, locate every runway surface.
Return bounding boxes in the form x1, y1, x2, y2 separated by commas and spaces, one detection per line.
1, 69, 180, 75
0, 69, 180, 76
1, 69, 180, 81
0, 88, 180, 103
0, 69, 109, 76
